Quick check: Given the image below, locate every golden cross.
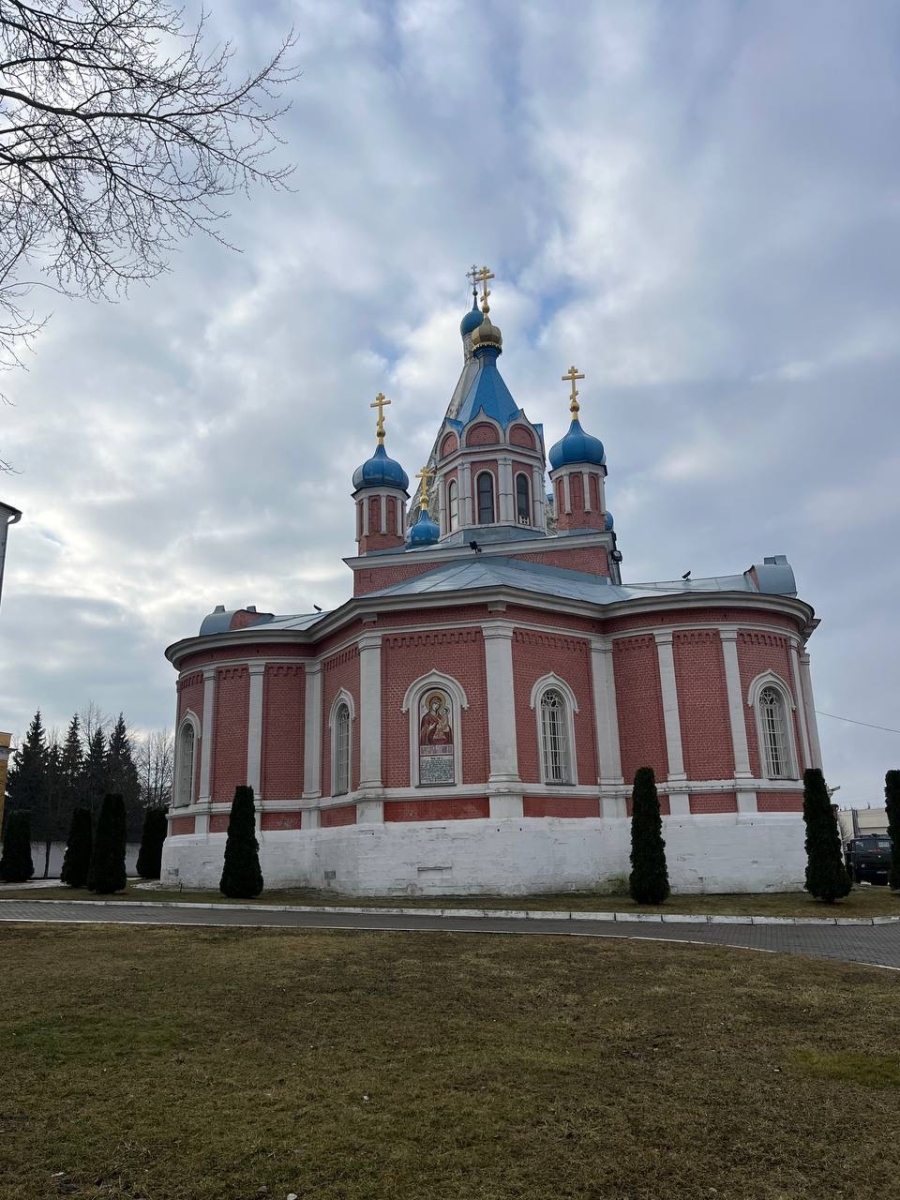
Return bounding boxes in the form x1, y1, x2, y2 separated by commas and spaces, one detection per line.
370, 392, 390, 442
561, 365, 585, 416
474, 264, 494, 313
416, 463, 435, 502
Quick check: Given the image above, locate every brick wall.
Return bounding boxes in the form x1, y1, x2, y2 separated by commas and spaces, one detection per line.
381, 628, 487, 787
261, 811, 303, 830
523, 796, 600, 818
673, 631, 733, 780
508, 546, 610, 576
614, 635, 668, 783
757, 791, 804, 812
170, 815, 195, 836
321, 804, 356, 827
211, 666, 249, 802
512, 630, 597, 784
262, 664, 304, 800
385, 798, 490, 821
690, 793, 738, 814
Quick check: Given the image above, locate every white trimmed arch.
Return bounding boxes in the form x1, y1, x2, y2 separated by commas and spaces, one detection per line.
402, 671, 469, 788
174, 710, 200, 808
329, 688, 356, 797
747, 670, 799, 780
529, 674, 579, 786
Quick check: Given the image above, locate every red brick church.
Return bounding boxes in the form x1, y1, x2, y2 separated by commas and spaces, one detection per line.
162, 270, 821, 894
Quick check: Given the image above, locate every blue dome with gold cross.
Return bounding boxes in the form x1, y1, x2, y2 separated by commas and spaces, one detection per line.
407, 507, 440, 547
549, 419, 606, 469
460, 294, 484, 337
352, 442, 409, 492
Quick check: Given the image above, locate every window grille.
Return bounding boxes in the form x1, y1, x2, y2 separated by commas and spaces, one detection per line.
476, 472, 495, 524
448, 480, 459, 531
177, 724, 195, 807
516, 473, 531, 524
540, 689, 571, 784
759, 686, 789, 778
334, 703, 351, 795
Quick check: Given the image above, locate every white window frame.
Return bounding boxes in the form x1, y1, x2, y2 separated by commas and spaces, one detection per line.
329, 688, 356, 797
747, 671, 799, 780
174, 711, 200, 808
475, 470, 496, 524
448, 479, 459, 532
401, 671, 469, 788
529, 674, 579, 786
515, 472, 532, 525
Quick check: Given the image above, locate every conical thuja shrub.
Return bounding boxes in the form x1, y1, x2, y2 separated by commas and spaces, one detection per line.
885, 769, 900, 893
0, 811, 34, 883
629, 766, 670, 905
220, 785, 264, 899
136, 807, 168, 880
87, 793, 127, 894
802, 768, 851, 902
61, 806, 93, 888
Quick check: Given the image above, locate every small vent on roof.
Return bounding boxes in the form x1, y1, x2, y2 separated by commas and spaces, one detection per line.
246, 605, 257, 612
213, 605, 225, 613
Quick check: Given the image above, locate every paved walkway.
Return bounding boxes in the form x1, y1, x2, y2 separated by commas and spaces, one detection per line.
2, 899, 899, 970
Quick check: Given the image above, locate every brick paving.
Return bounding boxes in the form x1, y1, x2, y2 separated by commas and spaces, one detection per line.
2, 899, 900, 970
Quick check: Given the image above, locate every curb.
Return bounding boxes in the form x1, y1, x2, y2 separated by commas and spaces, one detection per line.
0, 897, 898, 927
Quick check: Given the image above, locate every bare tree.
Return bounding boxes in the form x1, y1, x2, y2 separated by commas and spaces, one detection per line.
78, 699, 109, 743
0, 0, 296, 460
136, 726, 173, 809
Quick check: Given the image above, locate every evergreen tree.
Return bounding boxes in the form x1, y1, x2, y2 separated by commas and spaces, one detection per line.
38, 741, 63, 879
61, 807, 93, 888
885, 769, 900, 892
87, 793, 127, 894
802, 768, 851, 902
80, 726, 108, 818
629, 766, 670, 905
220, 785, 263, 899
136, 807, 168, 880
107, 714, 142, 839
0, 810, 34, 882
60, 715, 84, 829
5, 710, 48, 831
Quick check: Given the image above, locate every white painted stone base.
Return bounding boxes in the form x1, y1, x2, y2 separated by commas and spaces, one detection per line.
161, 814, 806, 896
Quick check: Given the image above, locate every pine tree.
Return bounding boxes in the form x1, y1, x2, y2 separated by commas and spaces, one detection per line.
107, 714, 142, 839
39, 741, 63, 879
802, 768, 851, 902
5, 710, 48, 833
87, 793, 127, 894
629, 766, 670, 905
60, 715, 84, 828
885, 770, 900, 892
220, 785, 263, 899
61, 807, 93, 888
136, 807, 168, 880
80, 726, 108, 818
0, 810, 34, 882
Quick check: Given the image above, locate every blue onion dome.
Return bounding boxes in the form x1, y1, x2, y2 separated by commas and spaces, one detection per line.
352, 442, 409, 491
460, 295, 485, 337
604, 510, 614, 532
407, 507, 440, 547
548, 418, 606, 469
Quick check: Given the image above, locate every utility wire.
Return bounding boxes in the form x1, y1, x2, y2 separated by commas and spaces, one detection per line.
816, 710, 900, 736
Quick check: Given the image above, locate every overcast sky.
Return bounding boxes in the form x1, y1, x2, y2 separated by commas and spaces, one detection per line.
1, 0, 898, 805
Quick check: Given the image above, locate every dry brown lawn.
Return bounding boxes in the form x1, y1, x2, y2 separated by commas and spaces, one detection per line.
1, 925, 899, 1199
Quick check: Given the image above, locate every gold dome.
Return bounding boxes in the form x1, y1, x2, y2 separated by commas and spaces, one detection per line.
471, 313, 503, 351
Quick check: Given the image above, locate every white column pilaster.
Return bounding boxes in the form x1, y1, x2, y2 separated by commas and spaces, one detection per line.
719, 628, 752, 779
460, 461, 473, 527
246, 662, 266, 796
302, 661, 323, 799
498, 456, 514, 523
563, 472, 572, 514
582, 471, 591, 511
532, 465, 546, 530
590, 636, 623, 786
199, 667, 216, 803
379, 494, 386, 534
482, 622, 521, 802
654, 632, 686, 781
799, 651, 823, 768
358, 632, 383, 795
789, 643, 813, 770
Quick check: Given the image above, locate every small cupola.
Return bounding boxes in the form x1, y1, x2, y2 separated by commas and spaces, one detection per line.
547, 367, 610, 533
352, 393, 409, 554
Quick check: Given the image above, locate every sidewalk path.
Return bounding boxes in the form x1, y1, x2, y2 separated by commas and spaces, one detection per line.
2, 899, 899, 970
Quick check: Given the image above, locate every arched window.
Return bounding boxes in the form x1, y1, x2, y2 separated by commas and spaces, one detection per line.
176, 720, 196, 807
516, 473, 531, 524
540, 689, 572, 784
476, 471, 495, 524
402, 672, 470, 787
334, 702, 351, 795
759, 686, 790, 778
448, 480, 459, 531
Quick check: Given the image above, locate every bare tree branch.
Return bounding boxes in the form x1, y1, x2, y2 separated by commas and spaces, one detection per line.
0, 0, 297, 468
